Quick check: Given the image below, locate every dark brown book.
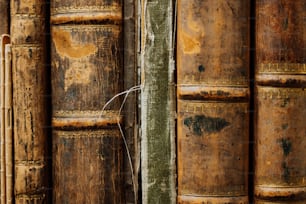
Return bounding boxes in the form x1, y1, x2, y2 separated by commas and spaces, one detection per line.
123, 0, 139, 203
0, 0, 9, 35
50, 0, 124, 203
254, 1, 306, 203
177, 1, 250, 203
10, 0, 49, 203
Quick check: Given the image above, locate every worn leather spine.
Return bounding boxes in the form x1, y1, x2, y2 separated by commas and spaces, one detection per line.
254, 1, 306, 203
0, 0, 9, 35
51, 0, 123, 203
177, 1, 250, 203
10, 0, 49, 203
123, 0, 139, 203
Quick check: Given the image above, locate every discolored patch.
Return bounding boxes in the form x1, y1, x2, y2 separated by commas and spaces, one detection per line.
52, 27, 97, 59
183, 115, 230, 136
180, 31, 200, 54
281, 123, 288, 130
278, 138, 292, 157
280, 97, 290, 107
198, 65, 205, 72
282, 162, 290, 183
64, 61, 93, 91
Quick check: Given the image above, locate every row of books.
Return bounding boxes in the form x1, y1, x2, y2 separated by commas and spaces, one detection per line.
0, 0, 305, 203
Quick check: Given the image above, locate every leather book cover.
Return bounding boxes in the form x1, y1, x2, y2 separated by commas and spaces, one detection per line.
177, 1, 250, 203
254, 0, 306, 203
51, 0, 124, 203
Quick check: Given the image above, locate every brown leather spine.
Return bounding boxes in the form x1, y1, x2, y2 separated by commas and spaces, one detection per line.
123, 0, 139, 203
0, 0, 9, 35
51, 0, 123, 203
10, 0, 49, 203
177, 1, 250, 203
255, 0, 306, 203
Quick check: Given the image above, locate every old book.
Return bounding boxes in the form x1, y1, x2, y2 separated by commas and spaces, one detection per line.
254, 1, 306, 203
0, 0, 9, 201
1, 34, 11, 204
51, 0, 124, 203
4, 42, 13, 204
0, 0, 9, 35
177, 1, 250, 203
123, 0, 139, 203
10, 0, 49, 203
140, 0, 176, 203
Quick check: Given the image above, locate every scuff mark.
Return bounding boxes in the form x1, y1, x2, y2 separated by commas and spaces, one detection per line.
278, 138, 292, 157
52, 27, 97, 58
198, 65, 205, 72
226, 1, 236, 16
281, 124, 288, 130
283, 17, 288, 30
282, 162, 290, 183
280, 97, 290, 107
184, 115, 230, 136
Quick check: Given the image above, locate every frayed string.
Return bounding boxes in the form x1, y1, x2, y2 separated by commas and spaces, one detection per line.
101, 85, 142, 204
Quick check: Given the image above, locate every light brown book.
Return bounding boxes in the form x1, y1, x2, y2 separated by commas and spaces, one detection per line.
177, 1, 250, 203
254, 0, 306, 203
51, 0, 124, 203
10, 0, 49, 202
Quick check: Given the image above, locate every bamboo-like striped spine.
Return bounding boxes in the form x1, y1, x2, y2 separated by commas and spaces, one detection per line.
0, 34, 10, 204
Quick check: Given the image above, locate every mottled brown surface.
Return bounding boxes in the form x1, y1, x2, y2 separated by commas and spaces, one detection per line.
11, 0, 49, 203
51, 25, 122, 111
177, 0, 249, 87
256, 0, 305, 64
123, 0, 138, 203
51, 1, 124, 203
177, 0, 250, 203
255, 0, 306, 202
53, 130, 122, 203
177, 101, 249, 196
0, 0, 9, 35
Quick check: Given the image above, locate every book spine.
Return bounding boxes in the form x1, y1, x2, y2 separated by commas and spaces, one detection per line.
0, 34, 10, 204
10, 0, 49, 203
124, 0, 139, 203
140, 0, 176, 203
51, 1, 124, 203
0, 0, 9, 34
0, 0, 10, 201
254, 0, 306, 203
5, 43, 13, 204
177, 1, 250, 203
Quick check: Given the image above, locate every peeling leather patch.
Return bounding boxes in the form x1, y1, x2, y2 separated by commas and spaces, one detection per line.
52, 27, 97, 58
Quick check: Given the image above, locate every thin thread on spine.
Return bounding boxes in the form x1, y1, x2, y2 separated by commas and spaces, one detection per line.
101, 85, 142, 204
